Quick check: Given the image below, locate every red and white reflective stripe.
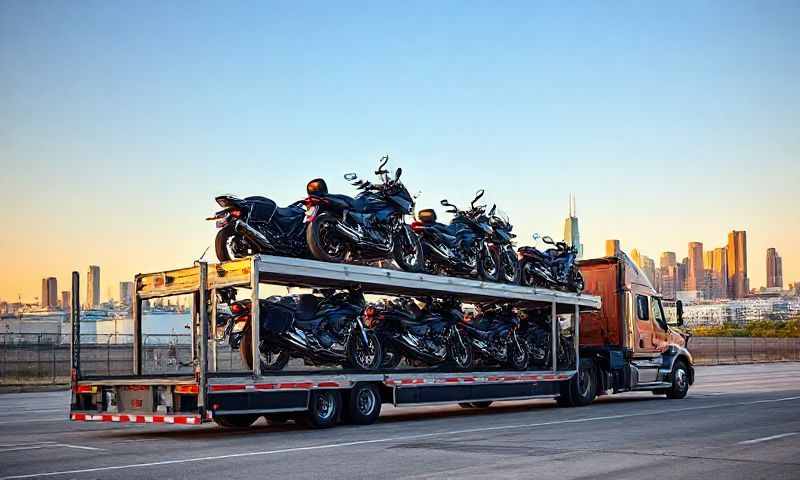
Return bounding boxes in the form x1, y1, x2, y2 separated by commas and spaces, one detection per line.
385, 373, 571, 386
70, 413, 202, 425
209, 380, 346, 393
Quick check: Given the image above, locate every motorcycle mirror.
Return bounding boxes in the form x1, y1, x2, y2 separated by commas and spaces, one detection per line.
489, 204, 496, 216
395, 167, 402, 180
471, 189, 485, 208
440, 199, 449, 206
374, 155, 389, 175
542, 235, 554, 244
532, 233, 540, 241
344, 172, 358, 181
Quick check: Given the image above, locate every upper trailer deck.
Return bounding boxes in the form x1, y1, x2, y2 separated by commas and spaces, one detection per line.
136, 254, 601, 311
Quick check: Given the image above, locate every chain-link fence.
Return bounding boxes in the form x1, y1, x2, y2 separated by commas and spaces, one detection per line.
2, 333, 799, 385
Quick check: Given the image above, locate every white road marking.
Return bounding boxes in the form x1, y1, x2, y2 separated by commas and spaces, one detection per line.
0, 444, 104, 454
0, 442, 55, 448
2, 395, 800, 480
738, 432, 798, 445
0, 418, 65, 425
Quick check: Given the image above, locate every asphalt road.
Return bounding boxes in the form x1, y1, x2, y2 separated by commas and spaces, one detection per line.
1, 362, 799, 480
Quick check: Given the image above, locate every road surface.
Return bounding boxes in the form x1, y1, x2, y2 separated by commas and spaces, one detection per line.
1, 363, 799, 479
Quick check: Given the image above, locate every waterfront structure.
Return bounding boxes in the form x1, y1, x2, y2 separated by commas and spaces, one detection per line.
119, 281, 134, 306
766, 248, 783, 289
562, 194, 583, 259
87, 265, 101, 307
605, 239, 621, 257
687, 242, 704, 293
727, 231, 749, 298
61, 291, 71, 311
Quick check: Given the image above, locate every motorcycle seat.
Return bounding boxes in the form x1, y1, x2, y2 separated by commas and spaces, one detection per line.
272, 205, 305, 228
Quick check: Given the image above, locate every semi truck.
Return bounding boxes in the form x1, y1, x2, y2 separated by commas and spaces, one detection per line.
68, 253, 692, 429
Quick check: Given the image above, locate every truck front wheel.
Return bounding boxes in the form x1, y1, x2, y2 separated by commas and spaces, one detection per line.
665, 360, 690, 399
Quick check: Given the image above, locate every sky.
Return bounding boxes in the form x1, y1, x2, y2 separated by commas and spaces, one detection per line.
1, 1, 798, 303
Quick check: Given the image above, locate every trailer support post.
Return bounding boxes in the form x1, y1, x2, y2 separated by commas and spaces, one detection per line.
551, 300, 558, 372
197, 262, 209, 412
250, 256, 261, 377
574, 303, 580, 370
70, 271, 81, 396
210, 288, 218, 372
132, 274, 142, 376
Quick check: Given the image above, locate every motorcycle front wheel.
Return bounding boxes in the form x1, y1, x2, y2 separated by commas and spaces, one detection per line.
393, 224, 424, 272
478, 244, 501, 283
306, 212, 348, 263
447, 332, 474, 370
346, 331, 383, 371
506, 334, 529, 370
500, 245, 521, 284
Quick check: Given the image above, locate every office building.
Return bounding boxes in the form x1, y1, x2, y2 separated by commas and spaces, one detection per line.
660, 251, 677, 268
766, 248, 783, 289
119, 281, 134, 306
61, 291, 71, 311
40, 277, 57, 308
87, 265, 101, 307
727, 231, 749, 298
687, 242, 704, 292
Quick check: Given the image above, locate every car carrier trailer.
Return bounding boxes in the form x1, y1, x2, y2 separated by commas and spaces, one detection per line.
69, 255, 601, 429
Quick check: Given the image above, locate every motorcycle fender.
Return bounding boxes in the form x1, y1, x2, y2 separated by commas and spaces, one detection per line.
355, 316, 370, 346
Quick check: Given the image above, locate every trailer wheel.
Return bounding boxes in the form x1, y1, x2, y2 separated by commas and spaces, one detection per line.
302, 390, 341, 429
557, 360, 596, 407
344, 383, 382, 425
665, 360, 690, 399
213, 414, 260, 428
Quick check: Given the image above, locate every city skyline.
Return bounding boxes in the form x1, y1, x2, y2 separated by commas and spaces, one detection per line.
1, 2, 798, 301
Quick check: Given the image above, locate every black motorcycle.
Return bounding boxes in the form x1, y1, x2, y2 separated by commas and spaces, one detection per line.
368, 297, 473, 370
518, 234, 585, 293
519, 309, 576, 370
411, 189, 501, 282
304, 156, 424, 272
227, 289, 382, 372
461, 304, 529, 370
207, 195, 307, 262
486, 205, 520, 284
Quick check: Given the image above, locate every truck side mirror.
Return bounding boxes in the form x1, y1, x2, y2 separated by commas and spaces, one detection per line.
676, 300, 684, 327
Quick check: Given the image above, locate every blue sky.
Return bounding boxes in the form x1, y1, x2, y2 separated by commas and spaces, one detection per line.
1, 1, 798, 301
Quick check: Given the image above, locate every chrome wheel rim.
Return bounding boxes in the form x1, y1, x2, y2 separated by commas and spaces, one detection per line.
400, 229, 420, 266
316, 392, 335, 420
356, 388, 376, 416
355, 336, 377, 369
319, 220, 345, 259
675, 368, 687, 391
482, 245, 498, 277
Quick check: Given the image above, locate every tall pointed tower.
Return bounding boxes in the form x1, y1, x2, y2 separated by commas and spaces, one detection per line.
563, 194, 583, 259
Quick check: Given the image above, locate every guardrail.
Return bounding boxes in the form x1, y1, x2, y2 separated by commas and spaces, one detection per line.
689, 336, 800, 365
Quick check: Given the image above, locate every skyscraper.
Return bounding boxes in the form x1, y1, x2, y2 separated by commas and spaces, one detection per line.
712, 247, 729, 298
605, 239, 621, 257
641, 255, 656, 287
679, 257, 689, 291
563, 194, 583, 259
119, 281, 134, 306
87, 265, 100, 307
61, 291, 71, 311
766, 248, 783, 289
687, 242, 704, 292
41, 278, 48, 308
660, 252, 677, 268
630, 249, 642, 267
727, 231, 749, 298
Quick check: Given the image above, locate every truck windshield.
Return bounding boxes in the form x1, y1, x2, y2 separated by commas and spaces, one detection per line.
650, 297, 668, 331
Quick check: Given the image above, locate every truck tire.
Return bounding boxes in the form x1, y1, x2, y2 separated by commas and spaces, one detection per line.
302, 390, 341, 429
557, 360, 596, 407
213, 414, 260, 428
343, 383, 382, 425
665, 360, 690, 399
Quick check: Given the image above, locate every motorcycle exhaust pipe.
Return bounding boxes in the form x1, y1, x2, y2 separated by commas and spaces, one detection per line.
285, 329, 309, 350
234, 219, 273, 251
334, 222, 362, 242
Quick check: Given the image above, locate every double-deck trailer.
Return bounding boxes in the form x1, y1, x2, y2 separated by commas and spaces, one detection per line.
69, 255, 603, 428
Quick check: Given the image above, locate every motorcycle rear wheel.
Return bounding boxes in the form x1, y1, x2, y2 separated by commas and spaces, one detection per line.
306, 212, 347, 263
240, 330, 291, 371
500, 245, 521, 284
215, 226, 237, 262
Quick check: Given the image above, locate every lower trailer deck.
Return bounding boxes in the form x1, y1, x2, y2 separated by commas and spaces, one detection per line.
69, 255, 600, 425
